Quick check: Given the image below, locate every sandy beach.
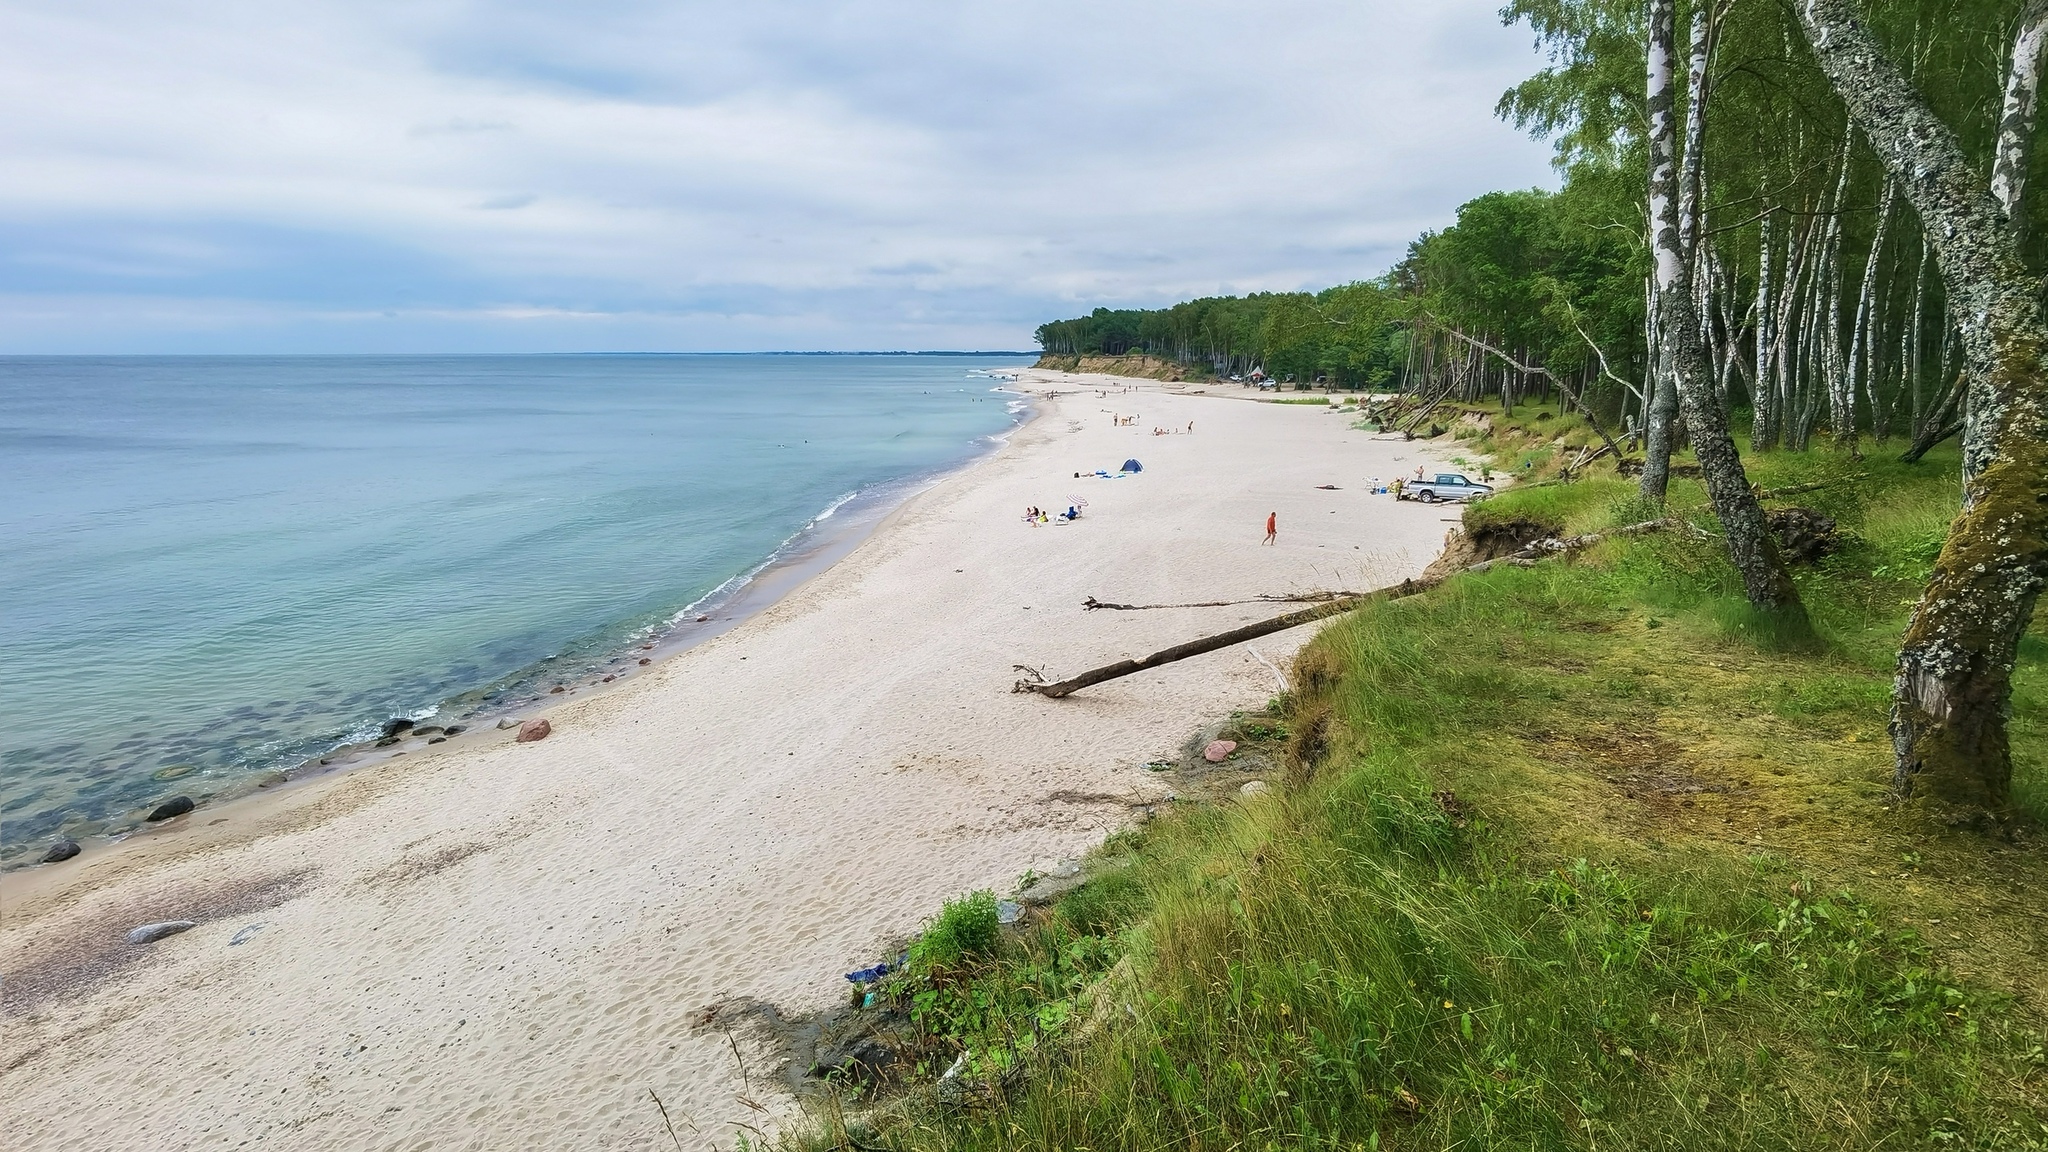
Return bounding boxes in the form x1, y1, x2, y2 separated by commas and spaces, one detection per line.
1, 373, 1466, 1150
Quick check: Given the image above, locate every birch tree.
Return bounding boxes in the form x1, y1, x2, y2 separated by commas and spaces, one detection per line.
1797, 0, 2048, 814
1646, 0, 1809, 616
1991, 0, 2048, 233
1637, 0, 1685, 504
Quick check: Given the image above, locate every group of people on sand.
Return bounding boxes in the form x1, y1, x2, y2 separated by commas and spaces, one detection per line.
1023, 504, 1082, 525
1151, 422, 1194, 436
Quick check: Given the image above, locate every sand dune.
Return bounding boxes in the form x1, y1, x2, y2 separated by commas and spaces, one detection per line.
1, 374, 1464, 1150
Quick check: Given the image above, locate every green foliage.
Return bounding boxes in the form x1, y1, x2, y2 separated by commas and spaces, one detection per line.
1039, 0, 2048, 442
1036, 283, 1413, 388
908, 891, 1003, 972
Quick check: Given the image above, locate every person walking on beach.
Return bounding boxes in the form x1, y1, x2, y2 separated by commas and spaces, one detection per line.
1263, 512, 1277, 545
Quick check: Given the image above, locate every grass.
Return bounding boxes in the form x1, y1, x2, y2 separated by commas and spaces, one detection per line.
779, 419, 2048, 1151
907, 891, 1004, 971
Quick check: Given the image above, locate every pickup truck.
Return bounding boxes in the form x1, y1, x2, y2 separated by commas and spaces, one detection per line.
1400, 472, 1493, 503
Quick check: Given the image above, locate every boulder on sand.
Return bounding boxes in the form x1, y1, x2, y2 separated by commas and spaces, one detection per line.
146, 796, 195, 822
1203, 740, 1238, 763
516, 719, 552, 743
126, 920, 197, 945
42, 838, 81, 863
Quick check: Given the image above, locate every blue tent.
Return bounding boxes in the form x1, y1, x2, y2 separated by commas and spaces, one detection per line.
1121, 458, 1144, 473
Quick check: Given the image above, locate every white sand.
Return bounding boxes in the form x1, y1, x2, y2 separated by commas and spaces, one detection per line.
0, 374, 1465, 1150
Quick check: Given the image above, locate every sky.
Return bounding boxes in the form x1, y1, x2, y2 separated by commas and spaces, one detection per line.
0, 1, 1559, 353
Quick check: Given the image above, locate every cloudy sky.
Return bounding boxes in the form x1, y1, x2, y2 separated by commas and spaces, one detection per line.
0, 1, 1557, 352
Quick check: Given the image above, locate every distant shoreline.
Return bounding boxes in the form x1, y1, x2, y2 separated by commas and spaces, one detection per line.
1, 372, 1457, 1148
2, 383, 1039, 873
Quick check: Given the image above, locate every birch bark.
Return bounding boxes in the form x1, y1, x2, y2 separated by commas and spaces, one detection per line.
1752, 213, 1776, 450
1799, 0, 2048, 812
1841, 180, 1896, 448
1637, 0, 1683, 504
1991, 0, 2048, 233
1651, 1, 1806, 614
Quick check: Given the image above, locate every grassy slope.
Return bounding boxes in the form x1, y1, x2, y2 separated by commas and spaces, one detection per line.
791, 411, 2048, 1151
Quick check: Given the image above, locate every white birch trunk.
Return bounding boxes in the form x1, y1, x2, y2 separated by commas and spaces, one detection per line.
1991, 1, 2048, 231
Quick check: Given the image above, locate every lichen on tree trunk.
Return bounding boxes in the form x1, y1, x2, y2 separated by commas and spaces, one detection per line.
1797, 0, 2048, 814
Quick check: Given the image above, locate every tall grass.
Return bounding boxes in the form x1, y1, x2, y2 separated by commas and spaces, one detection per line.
785, 438, 2048, 1152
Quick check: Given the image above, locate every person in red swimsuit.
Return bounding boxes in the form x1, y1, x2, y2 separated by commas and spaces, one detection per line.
1263, 512, 1277, 545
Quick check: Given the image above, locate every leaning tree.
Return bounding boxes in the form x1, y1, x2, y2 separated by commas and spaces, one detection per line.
1796, 0, 2048, 814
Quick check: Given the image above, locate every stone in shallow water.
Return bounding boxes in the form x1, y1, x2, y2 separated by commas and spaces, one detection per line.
126, 920, 196, 945
41, 838, 81, 864
146, 796, 195, 822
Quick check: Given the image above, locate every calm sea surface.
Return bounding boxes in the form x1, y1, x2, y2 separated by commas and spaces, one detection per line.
0, 353, 1032, 862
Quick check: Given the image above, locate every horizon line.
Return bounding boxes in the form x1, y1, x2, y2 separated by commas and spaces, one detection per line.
0, 349, 1043, 358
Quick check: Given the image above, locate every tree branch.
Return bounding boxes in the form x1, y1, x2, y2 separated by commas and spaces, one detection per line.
1428, 320, 1629, 462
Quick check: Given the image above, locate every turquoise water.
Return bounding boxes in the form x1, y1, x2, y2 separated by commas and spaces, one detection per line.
0, 354, 1031, 861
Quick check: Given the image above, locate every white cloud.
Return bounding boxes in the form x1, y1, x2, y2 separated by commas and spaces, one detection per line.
0, 0, 1556, 351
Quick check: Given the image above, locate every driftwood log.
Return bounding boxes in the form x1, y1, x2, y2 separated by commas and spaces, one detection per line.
1082, 591, 1369, 612
1015, 519, 1674, 698
1015, 583, 1435, 698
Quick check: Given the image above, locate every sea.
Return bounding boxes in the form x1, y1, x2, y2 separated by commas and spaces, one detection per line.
0, 353, 1035, 864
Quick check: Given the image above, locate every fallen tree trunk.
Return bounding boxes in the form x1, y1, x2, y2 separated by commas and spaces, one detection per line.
1757, 473, 1868, 500
1082, 591, 1369, 611
1015, 583, 1433, 698
1017, 519, 1673, 698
